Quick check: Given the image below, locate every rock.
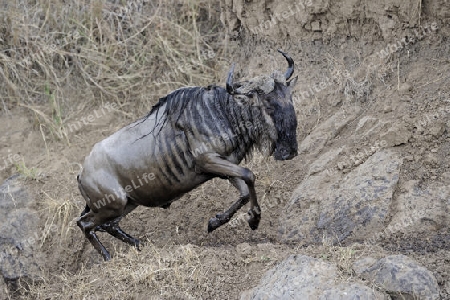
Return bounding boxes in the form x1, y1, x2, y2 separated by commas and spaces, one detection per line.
299, 106, 360, 156
311, 20, 321, 32
0, 279, 9, 300
353, 257, 377, 275
404, 155, 414, 161
236, 242, 252, 257
423, 153, 439, 166
308, 147, 343, 176
319, 283, 384, 300
240, 255, 385, 300
442, 172, 450, 184
384, 105, 393, 113
398, 82, 412, 94
0, 174, 33, 220
428, 123, 445, 138
0, 209, 41, 280
380, 122, 411, 147
386, 180, 450, 235
279, 149, 403, 245
378, 15, 397, 39
355, 116, 379, 135
358, 255, 440, 300
0, 175, 44, 287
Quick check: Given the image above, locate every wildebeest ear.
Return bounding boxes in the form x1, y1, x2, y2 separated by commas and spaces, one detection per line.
287, 76, 298, 87
233, 83, 243, 89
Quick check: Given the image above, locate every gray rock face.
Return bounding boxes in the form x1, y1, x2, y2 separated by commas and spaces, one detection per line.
279, 149, 403, 245
387, 180, 450, 235
308, 147, 343, 176
355, 255, 440, 300
352, 257, 378, 275
241, 255, 385, 300
380, 121, 411, 147
0, 209, 41, 280
298, 106, 360, 157
319, 283, 385, 300
0, 174, 32, 220
0, 175, 45, 285
0, 278, 9, 300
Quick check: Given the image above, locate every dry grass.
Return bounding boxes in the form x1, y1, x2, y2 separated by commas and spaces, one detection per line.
14, 159, 40, 181
20, 240, 297, 300
0, 2, 226, 298
0, 0, 226, 143
39, 190, 80, 244
24, 244, 209, 300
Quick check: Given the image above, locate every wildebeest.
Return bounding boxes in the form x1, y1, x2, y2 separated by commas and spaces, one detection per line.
77, 49, 298, 261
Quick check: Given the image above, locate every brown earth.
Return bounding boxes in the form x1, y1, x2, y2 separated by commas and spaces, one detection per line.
1, 0, 450, 299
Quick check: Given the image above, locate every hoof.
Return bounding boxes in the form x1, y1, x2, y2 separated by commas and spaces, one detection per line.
134, 239, 142, 251
248, 219, 260, 230
247, 209, 261, 230
208, 216, 221, 233
208, 213, 231, 233
103, 251, 111, 261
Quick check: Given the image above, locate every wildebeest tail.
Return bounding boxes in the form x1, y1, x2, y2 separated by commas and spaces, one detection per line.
77, 174, 91, 216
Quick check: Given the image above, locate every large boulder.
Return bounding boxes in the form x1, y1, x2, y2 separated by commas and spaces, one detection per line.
387, 180, 450, 235
241, 254, 385, 299
0, 175, 47, 287
279, 149, 403, 245
354, 255, 440, 300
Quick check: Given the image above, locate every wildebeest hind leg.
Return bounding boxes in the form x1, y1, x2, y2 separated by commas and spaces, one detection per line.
77, 210, 113, 261
99, 220, 141, 249
77, 193, 129, 260
99, 202, 141, 249
78, 206, 111, 258
208, 178, 249, 232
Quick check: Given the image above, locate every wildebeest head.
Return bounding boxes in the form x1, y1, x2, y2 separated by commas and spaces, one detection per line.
226, 49, 298, 160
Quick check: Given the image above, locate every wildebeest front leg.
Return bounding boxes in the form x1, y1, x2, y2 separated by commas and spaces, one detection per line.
207, 178, 250, 232
196, 153, 261, 231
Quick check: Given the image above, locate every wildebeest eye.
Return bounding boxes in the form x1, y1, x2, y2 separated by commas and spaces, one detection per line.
256, 89, 265, 95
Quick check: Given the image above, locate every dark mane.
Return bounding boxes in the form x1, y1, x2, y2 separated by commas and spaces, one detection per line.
147, 86, 201, 119
131, 85, 230, 142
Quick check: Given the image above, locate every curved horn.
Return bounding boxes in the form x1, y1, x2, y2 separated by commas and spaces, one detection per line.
278, 49, 294, 80
226, 63, 236, 95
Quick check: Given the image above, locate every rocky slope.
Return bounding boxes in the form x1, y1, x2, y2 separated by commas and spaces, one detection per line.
0, 0, 449, 299
220, 0, 450, 298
